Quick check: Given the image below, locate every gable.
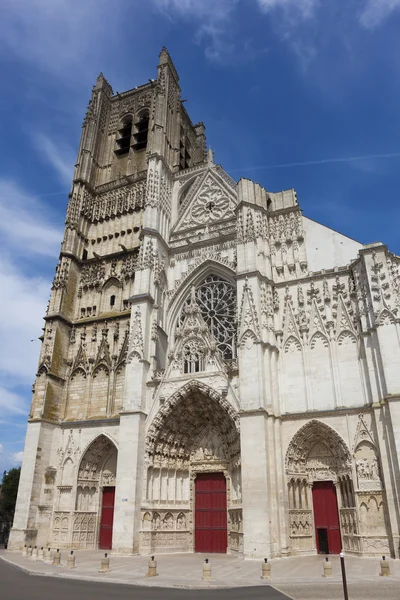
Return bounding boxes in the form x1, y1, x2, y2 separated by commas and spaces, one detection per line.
172, 168, 237, 233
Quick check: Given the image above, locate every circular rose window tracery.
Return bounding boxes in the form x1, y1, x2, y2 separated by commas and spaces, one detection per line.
179, 275, 236, 359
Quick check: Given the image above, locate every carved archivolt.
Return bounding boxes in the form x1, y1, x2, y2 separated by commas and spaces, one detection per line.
78, 435, 117, 482
285, 420, 351, 477
146, 380, 240, 468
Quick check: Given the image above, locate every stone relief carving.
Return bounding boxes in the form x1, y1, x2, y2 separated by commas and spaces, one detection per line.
285, 420, 351, 477
355, 443, 382, 491
82, 179, 146, 222
289, 510, 312, 536
127, 307, 144, 362
180, 174, 235, 228
78, 435, 115, 482
146, 380, 240, 469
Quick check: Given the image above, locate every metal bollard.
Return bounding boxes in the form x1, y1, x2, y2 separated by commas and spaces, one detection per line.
322, 557, 332, 578
380, 555, 390, 577
202, 558, 212, 580
27, 545, 33, 557
45, 548, 52, 564
38, 547, 44, 561
261, 558, 271, 580
99, 553, 110, 573
52, 549, 61, 566
22, 545, 27, 557
147, 555, 158, 577
32, 546, 38, 560
67, 550, 76, 569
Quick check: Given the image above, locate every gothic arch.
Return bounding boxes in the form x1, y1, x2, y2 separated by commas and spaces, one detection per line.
146, 379, 240, 465
167, 260, 236, 337
284, 335, 302, 353
79, 432, 118, 464
285, 420, 351, 476
376, 308, 396, 325
310, 331, 329, 349
337, 330, 357, 345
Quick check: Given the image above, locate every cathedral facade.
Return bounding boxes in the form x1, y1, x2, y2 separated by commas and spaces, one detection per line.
9, 49, 400, 559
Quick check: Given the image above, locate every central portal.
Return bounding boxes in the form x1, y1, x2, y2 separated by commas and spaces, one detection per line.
195, 473, 227, 553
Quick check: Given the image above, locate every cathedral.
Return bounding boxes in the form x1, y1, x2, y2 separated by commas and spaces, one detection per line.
9, 49, 400, 559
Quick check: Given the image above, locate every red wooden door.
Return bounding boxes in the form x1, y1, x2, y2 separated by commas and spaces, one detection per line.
99, 486, 115, 550
312, 481, 341, 554
195, 473, 227, 553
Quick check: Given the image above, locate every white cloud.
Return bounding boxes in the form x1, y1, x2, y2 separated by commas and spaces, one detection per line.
0, 258, 52, 383
0, 444, 3, 453
359, 0, 400, 28
257, 0, 319, 19
12, 451, 24, 465
0, 0, 121, 77
153, 0, 237, 20
0, 180, 63, 259
0, 387, 28, 416
153, 0, 239, 63
33, 134, 75, 186
0, 180, 63, 384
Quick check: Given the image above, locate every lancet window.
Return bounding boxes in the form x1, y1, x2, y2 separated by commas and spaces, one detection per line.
183, 340, 204, 373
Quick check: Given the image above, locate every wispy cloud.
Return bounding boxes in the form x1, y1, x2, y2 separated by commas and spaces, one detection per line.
0, 180, 63, 385
360, 0, 400, 28
257, 0, 319, 19
0, 387, 28, 416
33, 133, 75, 186
0, 0, 121, 77
230, 152, 400, 172
0, 180, 63, 258
0, 257, 53, 383
153, 0, 238, 20
12, 451, 24, 465
152, 0, 239, 62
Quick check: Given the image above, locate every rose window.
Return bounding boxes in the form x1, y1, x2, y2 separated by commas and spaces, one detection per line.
179, 275, 236, 359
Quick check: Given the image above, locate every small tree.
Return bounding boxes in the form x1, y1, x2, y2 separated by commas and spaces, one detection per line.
0, 467, 21, 522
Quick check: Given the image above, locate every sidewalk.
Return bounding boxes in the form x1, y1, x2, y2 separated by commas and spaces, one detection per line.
1, 549, 400, 590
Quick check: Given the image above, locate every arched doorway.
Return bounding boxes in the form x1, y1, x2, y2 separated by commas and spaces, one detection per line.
285, 420, 355, 555
144, 381, 241, 554
75, 435, 117, 550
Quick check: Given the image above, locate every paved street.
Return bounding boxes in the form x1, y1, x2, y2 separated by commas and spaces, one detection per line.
0, 559, 289, 600
2, 549, 400, 600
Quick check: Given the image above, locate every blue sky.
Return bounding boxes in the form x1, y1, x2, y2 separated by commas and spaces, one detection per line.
0, 0, 399, 474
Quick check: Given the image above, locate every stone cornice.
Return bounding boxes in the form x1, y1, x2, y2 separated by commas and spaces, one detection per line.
60, 244, 140, 267
140, 227, 169, 253
239, 407, 269, 417
45, 311, 130, 326
129, 293, 155, 306
274, 266, 351, 288
280, 405, 372, 421
60, 417, 120, 428
169, 231, 236, 254
235, 270, 274, 285
119, 410, 147, 417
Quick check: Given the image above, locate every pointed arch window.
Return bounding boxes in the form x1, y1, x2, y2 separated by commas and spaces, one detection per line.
179, 275, 236, 360
115, 116, 132, 156
133, 110, 149, 151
